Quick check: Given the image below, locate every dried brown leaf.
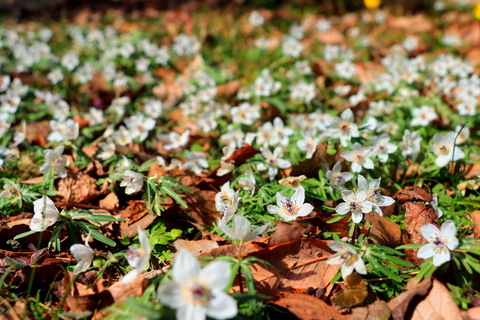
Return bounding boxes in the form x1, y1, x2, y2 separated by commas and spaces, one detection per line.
388, 277, 433, 320
173, 239, 220, 256
409, 279, 462, 320
350, 299, 391, 320
273, 293, 348, 320
363, 212, 403, 248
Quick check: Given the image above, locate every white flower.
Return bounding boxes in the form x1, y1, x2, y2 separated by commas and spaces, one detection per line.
124, 114, 156, 142
410, 105, 437, 127
296, 135, 320, 159
431, 132, 465, 168
326, 241, 367, 279
119, 170, 144, 195
400, 129, 422, 161
40, 146, 68, 178
267, 186, 314, 221
218, 214, 270, 242
256, 147, 291, 181
172, 33, 201, 57
163, 130, 190, 151
248, 11, 265, 27
0, 183, 22, 199
326, 161, 354, 190
157, 249, 238, 320
341, 143, 375, 173
215, 182, 240, 222
183, 151, 209, 175
48, 118, 79, 142
357, 175, 395, 216
418, 220, 459, 266
121, 227, 151, 283
371, 133, 397, 163
70, 234, 95, 275
30, 196, 60, 232
237, 171, 256, 196
335, 189, 372, 223
327, 108, 360, 147
431, 194, 443, 218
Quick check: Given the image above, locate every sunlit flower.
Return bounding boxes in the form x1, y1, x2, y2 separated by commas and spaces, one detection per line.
215, 182, 240, 222
326, 161, 354, 190
431, 194, 443, 218
119, 170, 144, 195
326, 241, 367, 279
0, 183, 22, 199
218, 214, 270, 242
418, 220, 459, 266
40, 145, 68, 178
279, 175, 307, 189
121, 227, 151, 283
248, 10, 265, 27
357, 175, 394, 216
431, 132, 465, 168
371, 133, 397, 163
237, 171, 256, 196
297, 135, 320, 159
410, 105, 437, 127
400, 129, 422, 161
163, 130, 190, 151
335, 188, 372, 223
327, 108, 360, 147
267, 186, 314, 221
124, 114, 156, 142
30, 195, 60, 232
183, 151, 209, 175
257, 147, 291, 181
70, 234, 94, 275
341, 143, 374, 173
157, 249, 238, 320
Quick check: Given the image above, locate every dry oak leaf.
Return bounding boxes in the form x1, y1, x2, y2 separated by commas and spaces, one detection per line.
363, 211, 402, 248
331, 272, 368, 308
242, 238, 338, 296
467, 211, 480, 239
273, 292, 348, 320
408, 278, 462, 320
99, 192, 119, 211
56, 171, 108, 204
463, 307, 480, 320
387, 14, 434, 33
173, 239, 220, 257
388, 277, 433, 320
350, 299, 391, 320
115, 200, 156, 238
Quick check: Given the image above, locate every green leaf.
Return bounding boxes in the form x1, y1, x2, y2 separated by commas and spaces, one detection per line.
13, 230, 38, 240
87, 228, 116, 247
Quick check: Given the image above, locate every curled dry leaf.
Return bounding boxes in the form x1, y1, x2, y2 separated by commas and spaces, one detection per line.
273, 292, 348, 320
388, 277, 433, 320
268, 220, 317, 246
331, 272, 368, 308
350, 299, 391, 320
408, 279, 462, 320
467, 211, 480, 238
242, 238, 338, 296
56, 171, 108, 204
395, 186, 439, 264
363, 211, 403, 248
173, 239, 220, 257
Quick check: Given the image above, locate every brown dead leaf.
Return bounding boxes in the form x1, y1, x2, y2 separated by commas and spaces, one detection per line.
244, 238, 337, 296
273, 292, 348, 320
468, 211, 480, 238
331, 272, 368, 308
177, 188, 218, 230
388, 15, 434, 33
268, 220, 317, 246
355, 62, 385, 86
350, 299, 391, 320
99, 192, 119, 211
98, 275, 148, 309
463, 307, 480, 320
173, 239, 220, 256
466, 47, 480, 69
316, 29, 345, 44
409, 279, 462, 320
56, 171, 107, 204
216, 80, 240, 98
388, 277, 433, 320
115, 200, 156, 238
25, 120, 50, 147
395, 186, 439, 264
363, 211, 403, 248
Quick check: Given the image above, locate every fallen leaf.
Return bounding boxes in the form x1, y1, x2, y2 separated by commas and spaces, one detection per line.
394, 186, 439, 264
56, 171, 108, 204
355, 62, 385, 86
409, 279, 462, 320
268, 220, 317, 246
99, 192, 119, 211
388, 277, 433, 320
115, 200, 156, 238
388, 15, 434, 33
243, 238, 337, 296
350, 299, 391, 320
331, 272, 368, 308
468, 211, 480, 238
173, 239, 220, 256
462, 307, 480, 320
273, 292, 348, 320
363, 212, 403, 248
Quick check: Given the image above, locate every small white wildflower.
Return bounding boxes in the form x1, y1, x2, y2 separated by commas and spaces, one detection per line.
417, 220, 459, 266
121, 227, 151, 283
119, 170, 144, 195
267, 186, 314, 221
326, 241, 367, 279
30, 196, 60, 232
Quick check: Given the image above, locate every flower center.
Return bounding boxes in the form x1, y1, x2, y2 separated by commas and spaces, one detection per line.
6, 186, 20, 197
333, 173, 344, 186
338, 121, 350, 133
183, 278, 210, 306
267, 156, 278, 166
282, 199, 299, 215
347, 198, 362, 214
126, 246, 144, 267
353, 152, 366, 164
377, 142, 386, 153
340, 250, 357, 264
50, 155, 64, 168
436, 144, 450, 155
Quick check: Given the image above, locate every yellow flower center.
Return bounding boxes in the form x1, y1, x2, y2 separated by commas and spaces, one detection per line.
435, 144, 450, 155
364, 0, 380, 9
282, 199, 299, 215
338, 121, 351, 133
183, 278, 210, 306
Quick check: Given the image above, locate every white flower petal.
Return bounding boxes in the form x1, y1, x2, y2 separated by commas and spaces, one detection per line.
417, 243, 435, 259
200, 261, 231, 290
432, 250, 451, 266
173, 250, 199, 284
206, 291, 238, 319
